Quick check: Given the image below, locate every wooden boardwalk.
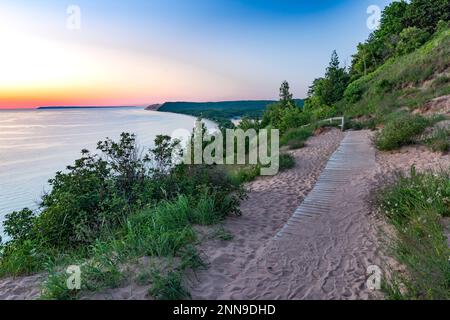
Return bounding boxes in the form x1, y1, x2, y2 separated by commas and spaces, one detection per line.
275, 131, 376, 240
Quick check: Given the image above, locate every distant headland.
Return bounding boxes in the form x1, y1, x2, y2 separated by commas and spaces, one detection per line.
37, 106, 140, 110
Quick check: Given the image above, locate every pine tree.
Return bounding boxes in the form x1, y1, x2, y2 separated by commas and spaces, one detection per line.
279, 81, 294, 108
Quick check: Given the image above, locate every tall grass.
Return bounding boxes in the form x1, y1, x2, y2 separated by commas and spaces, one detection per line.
280, 127, 313, 150
424, 127, 450, 153
38, 190, 234, 299
379, 167, 450, 299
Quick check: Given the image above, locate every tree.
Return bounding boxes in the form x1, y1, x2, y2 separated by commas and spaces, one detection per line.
309, 51, 349, 106
405, 0, 450, 32
279, 81, 295, 108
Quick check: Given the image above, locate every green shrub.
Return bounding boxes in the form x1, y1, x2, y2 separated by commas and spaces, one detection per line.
230, 165, 261, 184
344, 79, 366, 103
279, 153, 295, 171
3, 208, 36, 244
396, 27, 430, 56
376, 79, 394, 93
374, 114, 430, 150
311, 105, 337, 122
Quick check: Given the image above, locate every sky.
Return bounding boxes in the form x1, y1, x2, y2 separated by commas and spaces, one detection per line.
0, 0, 393, 109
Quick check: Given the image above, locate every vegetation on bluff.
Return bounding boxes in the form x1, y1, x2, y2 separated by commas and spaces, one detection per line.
0, 132, 246, 299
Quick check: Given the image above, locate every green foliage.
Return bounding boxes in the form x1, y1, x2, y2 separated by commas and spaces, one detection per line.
124, 197, 195, 257
1, 130, 245, 279
3, 208, 36, 244
432, 75, 450, 88
149, 270, 190, 300
280, 127, 313, 150
341, 27, 450, 120
261, 81, 310, 133
41, 271, 78, 300
213, 227, 234, 241
424, 127, 450, 153
405, 0, 450, 32
262, 82, 306, 132
379, 168, 450, 299
374, 114, 430, 150
179, 245, 207, 270
158, 100, 303, 123
344, 78, 367, 103
279, 81, 295, 108
236, 116, 262, 131
229, 165, 261, 184
396, 27, 430, 56
149, 135, 181, 175
190, 189, 221, 225
349, 0, 449, 82
308, 51, 350, 106
279, 153, 295, 171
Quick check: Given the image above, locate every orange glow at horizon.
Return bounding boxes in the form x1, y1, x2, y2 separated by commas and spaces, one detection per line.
0, 8, 240, 109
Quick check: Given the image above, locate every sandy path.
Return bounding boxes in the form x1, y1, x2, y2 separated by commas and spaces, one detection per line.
0, 273, 43, 300
186, 129, 345, 299
189, 130, 450, 300
192, 130, 387, 300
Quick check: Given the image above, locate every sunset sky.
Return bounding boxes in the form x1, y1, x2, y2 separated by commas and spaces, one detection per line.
0, 0, 392, 109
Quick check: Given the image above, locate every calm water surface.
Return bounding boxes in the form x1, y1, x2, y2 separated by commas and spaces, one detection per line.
0, 108, 216, 237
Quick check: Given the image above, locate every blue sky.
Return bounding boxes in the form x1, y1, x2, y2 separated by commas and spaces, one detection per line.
1, 0, 393, 107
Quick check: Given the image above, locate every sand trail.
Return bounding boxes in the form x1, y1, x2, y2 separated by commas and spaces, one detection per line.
188, 130, 387, 300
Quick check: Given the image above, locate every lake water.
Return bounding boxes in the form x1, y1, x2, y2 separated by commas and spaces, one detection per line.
0, 108, 216, 237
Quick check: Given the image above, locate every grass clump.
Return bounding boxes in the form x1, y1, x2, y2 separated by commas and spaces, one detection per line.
379, 167, 450, 299
374, 114, 430, 150
149, 270, 190, 300
424, 127, 450, 153
213, 227, 234, 241
279, 153, 296, 171
280, 127, 313, 150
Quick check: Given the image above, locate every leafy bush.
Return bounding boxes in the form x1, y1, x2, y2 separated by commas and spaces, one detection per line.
344, 78, 366, 103
262, 102, 308, 133
395, 27, 430, 56
1, 131, 246, 278
311, 105, 337, 122
374, 114, 430, 150
3, 209, 36, 244
376, 79, 394, 93
279, 153, 296, 171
